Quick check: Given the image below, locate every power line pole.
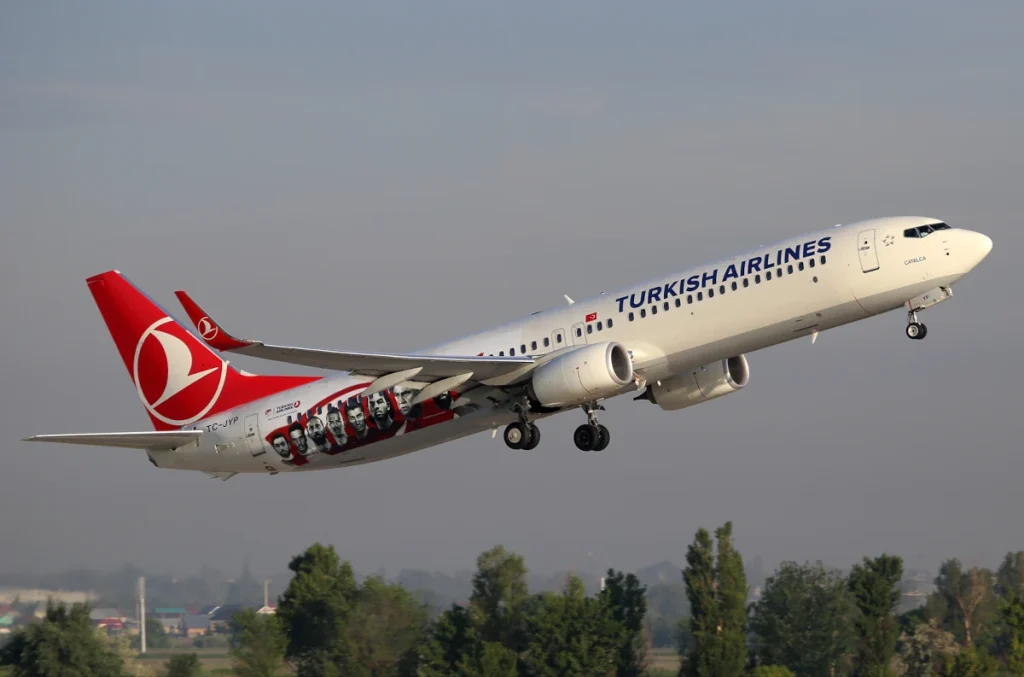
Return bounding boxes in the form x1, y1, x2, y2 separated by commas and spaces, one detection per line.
137, 576, 146, 654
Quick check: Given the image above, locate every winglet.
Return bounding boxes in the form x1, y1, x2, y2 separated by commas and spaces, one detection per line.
174, 291, 253, 351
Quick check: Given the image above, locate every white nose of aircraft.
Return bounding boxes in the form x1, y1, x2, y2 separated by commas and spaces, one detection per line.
969, 231, 994, 267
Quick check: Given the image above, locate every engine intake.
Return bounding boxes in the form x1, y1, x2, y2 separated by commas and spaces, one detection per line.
529, 342, 634, 408
644, 355, 750, 411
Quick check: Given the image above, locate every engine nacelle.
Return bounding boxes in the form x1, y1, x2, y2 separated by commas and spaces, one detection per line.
645, 355, 750, 411
529, 342, 634, 408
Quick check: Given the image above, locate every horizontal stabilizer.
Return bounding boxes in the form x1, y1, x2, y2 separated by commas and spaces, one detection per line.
23, 430, 202, 450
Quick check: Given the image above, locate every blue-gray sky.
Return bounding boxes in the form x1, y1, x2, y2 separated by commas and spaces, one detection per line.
1, 1, 1022, 579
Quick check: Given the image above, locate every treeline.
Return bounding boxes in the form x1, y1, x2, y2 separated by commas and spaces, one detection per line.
2, 525, 1023, 677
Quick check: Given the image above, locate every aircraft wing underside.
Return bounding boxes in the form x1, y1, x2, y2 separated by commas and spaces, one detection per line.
174, 291, 536, 393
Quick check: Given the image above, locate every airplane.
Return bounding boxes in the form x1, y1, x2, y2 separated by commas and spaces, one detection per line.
25, 216, 992, 480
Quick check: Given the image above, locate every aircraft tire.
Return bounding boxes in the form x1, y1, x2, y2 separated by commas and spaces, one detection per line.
906, 322, 925, 340
593, 425, 610, 452
504, 422, 528, 449
523, 424, 541, 450
574, 424, 599, 451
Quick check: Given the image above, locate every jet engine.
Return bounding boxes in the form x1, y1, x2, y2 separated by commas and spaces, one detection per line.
639, 355, 750, 411
529, 342, 634, 408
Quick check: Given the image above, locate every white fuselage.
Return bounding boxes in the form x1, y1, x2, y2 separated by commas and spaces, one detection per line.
151, 216, 991, 475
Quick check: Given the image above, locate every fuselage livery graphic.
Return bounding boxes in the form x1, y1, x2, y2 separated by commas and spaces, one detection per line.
26, 217, 992, 479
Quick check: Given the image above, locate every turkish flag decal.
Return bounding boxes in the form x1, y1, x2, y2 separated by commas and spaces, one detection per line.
585, 312, 597, 322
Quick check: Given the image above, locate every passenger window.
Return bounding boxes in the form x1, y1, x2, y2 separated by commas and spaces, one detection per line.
521, 344, 526, 353
607, 318, 613, 328
664, 301, 669, 311
766, 271, 772, 280
708, 289, 715, 298
556, 333, 563, 343
543, 337, 550, 347
499, 350, 504, 356
809, 258, 815, 268
675, 298, 681, 308
742, 278, 749, 288
787, 265, 794, 274
697, 291, 703, 301
531, 340, 537, 350
755, 274, 761, 283
596, 321, 603, 331
820, 255, 826, 265
687, 295, 693, 304
510, 348, 515, 356
576, 328, 582, 337
586, 325, 593, 334
629, 312, 635, 321
640, 309, 647, 318
651, 305, 658, 315
798, 262, 804, 271
731, 281, 738, 291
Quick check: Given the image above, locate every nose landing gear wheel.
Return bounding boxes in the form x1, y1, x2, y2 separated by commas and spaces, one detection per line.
574, 424, 600, 451
906, 322, 927, 340
504, 422, 530, 449
523, 423, 541, 450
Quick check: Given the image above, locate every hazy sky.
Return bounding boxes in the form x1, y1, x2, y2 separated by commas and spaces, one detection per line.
1, 2, 1022, 581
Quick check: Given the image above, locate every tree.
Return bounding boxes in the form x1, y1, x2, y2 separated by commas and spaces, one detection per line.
165, 653, 202, 677
275, 543, 358, 677
130, 619, 170, 650
600, 569, 649, 677
681, 521, 748, 677
344, 575, 427, 676
230, 608, 288, 677
931, 560, 995, 647
418, 605, 478, 677
998, 591, 1024, 675
470, 546, 529, 648
936, 648, 999, 677
894, 620, 959, 677
461, 642, 519, 677
848, 554, 903, 677
749, 561, 854, 677
997, 552, 1024, 600
749, 667, 796, 677
0, 602, 126, 677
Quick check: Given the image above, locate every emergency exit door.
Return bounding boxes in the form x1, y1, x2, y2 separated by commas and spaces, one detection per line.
857, 229, 880, 273
243, 414, 266, 457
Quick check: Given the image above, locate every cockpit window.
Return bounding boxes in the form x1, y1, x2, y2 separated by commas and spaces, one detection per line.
904, 222, 948, 238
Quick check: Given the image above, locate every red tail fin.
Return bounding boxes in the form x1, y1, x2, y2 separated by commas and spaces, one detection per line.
87, 271, 318, 431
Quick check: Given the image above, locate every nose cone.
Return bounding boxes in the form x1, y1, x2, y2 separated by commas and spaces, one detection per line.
972, 231, 993, 263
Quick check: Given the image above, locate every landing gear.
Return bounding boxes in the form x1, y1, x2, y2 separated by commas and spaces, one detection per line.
905, 309, 928, 340
574, 403, 610, 451
504, 402, 540, 450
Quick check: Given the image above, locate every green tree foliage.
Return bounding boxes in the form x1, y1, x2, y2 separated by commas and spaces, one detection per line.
936, 648, 999, 677
462, 642, 519, 677
749, 667, 796, 677
999, 590, 1024, 676
749, 561, 854, 677
344, 575, 427, 676
997, 553, 1024, 600
0, 603, 126, 677
600, 569, 649, 677
929, 559, 996, 647
520, 575, 619, 676
848, 554, 903, 677
681, 521, 748, 677
164, 653, 202, 677
417, 605, 478, 677
229, 608, 288, 677
129, 619, 170, 650
470, 546, 529, 648
894, 620, 959, 677
275, 543, 358, 677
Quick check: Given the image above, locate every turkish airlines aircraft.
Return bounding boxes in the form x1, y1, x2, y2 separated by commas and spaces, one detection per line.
26, 217, 992, 479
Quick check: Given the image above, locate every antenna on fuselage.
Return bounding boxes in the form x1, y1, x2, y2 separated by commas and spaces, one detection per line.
564, 295, 575, 305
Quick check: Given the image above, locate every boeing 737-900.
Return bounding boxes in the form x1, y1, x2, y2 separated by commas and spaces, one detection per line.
25, 216, 992, 479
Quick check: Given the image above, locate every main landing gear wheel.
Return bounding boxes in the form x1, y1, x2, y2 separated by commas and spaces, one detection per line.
574, 424, 600, 451
523, 423, 541, 450
503, 422, 530, 449
593, 425, 610, 452
906, 322, 928, 340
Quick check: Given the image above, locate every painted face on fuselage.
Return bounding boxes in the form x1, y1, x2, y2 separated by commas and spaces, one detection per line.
347, 406, 367, 434
368, 391, 392, 425
393, 385, 415, 416
306, 415, 328, 444
326, 410, 347, 442
271, 435, 291, 458
289, 427, 309, 455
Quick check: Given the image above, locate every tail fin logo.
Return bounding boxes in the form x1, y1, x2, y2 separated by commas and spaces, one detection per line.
197, 317, 219, 341
133, 317, 228, 426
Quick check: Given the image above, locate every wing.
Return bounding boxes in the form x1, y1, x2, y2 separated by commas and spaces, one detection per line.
23, 431, 202, 450
174, 291, 535, 385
